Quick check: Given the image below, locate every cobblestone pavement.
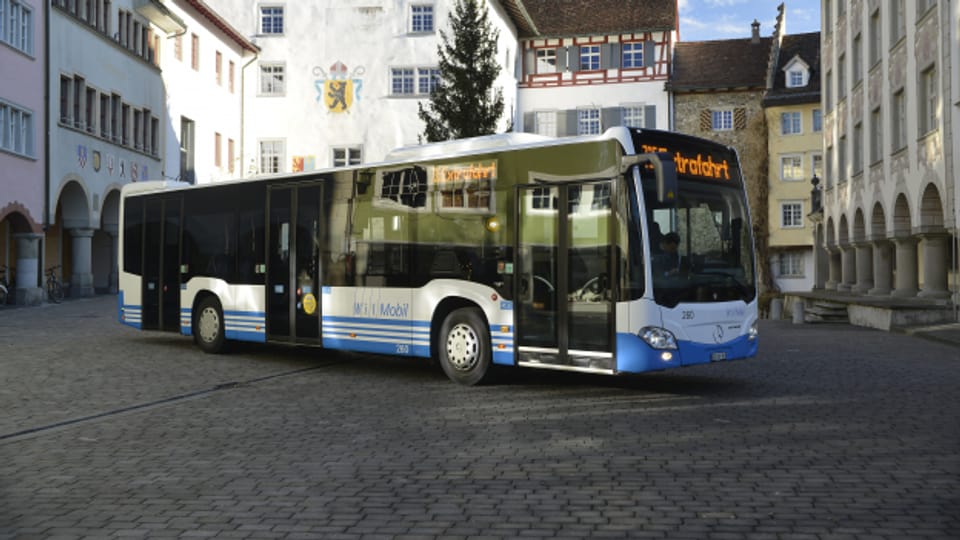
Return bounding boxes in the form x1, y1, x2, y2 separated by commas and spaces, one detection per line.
0, 296, 957, 539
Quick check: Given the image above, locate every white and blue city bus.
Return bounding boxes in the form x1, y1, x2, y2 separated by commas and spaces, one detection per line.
118, 127, 758, 385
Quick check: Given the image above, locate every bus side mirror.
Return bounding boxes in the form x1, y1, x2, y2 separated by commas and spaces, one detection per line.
657, 155, 677, 203
621, 152, 678, 203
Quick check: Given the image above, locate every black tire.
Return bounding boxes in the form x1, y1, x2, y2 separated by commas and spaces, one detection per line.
194, 296, 226, 354
438, 307, 492, 386
47, 280, 64, 304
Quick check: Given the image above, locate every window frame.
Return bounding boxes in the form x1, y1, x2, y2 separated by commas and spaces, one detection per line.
780, 155, 804, 182
534, 110, 557, 137
0, 0, 33, 55
919, 65, 938, 135
259, 4, 284, 35
622, 41, 644, 69
409, 4, 434, 34
534, 47, 557, 74
711, 109, 733, 131
778, 251, 805, 277
258, 138, 285, 175
390, 67, 438, 97
259, 62, 286, 96
781, 111, 802, 135
332, 146, 362, 167
621, 105, 645, 128
577, 107, 601, 135
579, 45, 601, 71
0, 99, 34, 157
892, 88, 906, 151
780, 201, 804, 229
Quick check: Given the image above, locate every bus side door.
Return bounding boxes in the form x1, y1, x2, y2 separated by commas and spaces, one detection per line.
515, 181, 615, 371
266, 184, 324, 344
142, 196, 182, 332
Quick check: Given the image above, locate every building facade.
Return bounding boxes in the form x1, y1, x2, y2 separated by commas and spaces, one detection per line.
763, 32, 822, 293
0, 0, 45, 304
503, 0, 674, 136
201, 0, 519, 176
819, 0, 957, 301
159, 0, 257, 185
48, 0, 182, 296
668, 20, 776, 293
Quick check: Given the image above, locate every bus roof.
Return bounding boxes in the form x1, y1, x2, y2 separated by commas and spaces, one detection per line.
123, 127, 734, 194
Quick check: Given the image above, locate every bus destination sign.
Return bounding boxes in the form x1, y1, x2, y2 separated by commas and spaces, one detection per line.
639, 144, 732, 182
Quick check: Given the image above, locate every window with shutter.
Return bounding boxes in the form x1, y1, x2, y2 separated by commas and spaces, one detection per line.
700, 110, 712, 131
734, 108, 747, 130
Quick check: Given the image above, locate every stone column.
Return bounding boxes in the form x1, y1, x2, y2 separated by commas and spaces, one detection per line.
917, 233, 951, 299
69, 227, 96, 298
868, 240, 893, 296
852, 242, 874, 294
838, 245, 856, 292
13, 233, 43, 305
891, 236, 919, 298
825, 247, 841, 290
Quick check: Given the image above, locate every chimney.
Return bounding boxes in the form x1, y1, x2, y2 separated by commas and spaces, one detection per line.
751, 20, 761, 43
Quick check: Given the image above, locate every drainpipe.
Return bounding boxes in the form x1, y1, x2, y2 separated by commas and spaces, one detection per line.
240, 50, 259, 179
42, 0, 51, 285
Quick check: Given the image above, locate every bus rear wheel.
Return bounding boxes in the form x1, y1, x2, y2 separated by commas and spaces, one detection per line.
439, 307, 491, 386
194, 297, 226, 354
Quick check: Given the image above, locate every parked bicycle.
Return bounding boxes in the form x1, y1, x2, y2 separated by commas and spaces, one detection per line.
0, 265, 11, 305
46, 265, 64, 304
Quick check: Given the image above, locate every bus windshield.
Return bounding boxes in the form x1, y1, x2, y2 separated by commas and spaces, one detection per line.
639, 153, 756, 309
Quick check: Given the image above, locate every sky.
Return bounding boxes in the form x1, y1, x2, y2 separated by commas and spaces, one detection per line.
678, 0, 822, 42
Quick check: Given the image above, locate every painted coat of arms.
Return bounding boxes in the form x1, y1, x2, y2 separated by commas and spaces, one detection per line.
314, 61, 364, 113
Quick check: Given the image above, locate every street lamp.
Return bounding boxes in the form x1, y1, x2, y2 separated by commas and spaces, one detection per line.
810, 174, 822, 213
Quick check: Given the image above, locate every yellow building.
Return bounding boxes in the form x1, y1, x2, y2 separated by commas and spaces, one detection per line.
763, 32, 822, 292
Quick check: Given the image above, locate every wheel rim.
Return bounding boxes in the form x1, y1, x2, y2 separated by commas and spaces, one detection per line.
446, 322, 480, 372
198, 307, 220, 343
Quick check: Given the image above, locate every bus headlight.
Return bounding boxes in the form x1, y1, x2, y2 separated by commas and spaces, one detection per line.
639, 326, 677, 350
748, 320, 758, 341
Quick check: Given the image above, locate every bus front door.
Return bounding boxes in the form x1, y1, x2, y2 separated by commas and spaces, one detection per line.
142, 196, 182, 332
516, 181, 615, 372
266, 184, 324, 344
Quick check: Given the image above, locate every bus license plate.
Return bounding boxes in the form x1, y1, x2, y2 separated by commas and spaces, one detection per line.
710, 352, 727, 361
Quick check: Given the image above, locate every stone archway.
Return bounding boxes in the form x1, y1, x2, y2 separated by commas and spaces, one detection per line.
0, 206, 44, 304
825, 217, 839, 289
838, 214, 855, 291
94, 189, 122, 293
869, 202, 893, 295
54, 180, 95, 297
852, 208, 872, 293
917, 184, 949, 298
892, 193, 918, 297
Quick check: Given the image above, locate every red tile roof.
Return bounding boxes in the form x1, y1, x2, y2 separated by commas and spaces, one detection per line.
669, 37, 772, 91
497, 0, 676, 38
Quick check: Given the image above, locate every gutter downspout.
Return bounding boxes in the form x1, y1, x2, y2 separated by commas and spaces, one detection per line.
240, 50, 259, 179
42, 0, 51, 288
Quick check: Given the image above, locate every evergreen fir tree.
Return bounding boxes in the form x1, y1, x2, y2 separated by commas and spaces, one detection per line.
418, 0, 504, 142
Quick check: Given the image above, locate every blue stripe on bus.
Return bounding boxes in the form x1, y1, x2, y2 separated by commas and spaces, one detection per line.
120, 296, 143, 329
616, 332, 756, 374
322, 336, 429, 357
178, 308, 266, 341
321, 315, 431, 328
225, 328, 267, 342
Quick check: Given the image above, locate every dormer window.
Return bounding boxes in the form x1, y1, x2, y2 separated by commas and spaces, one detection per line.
783, 55, 810, 88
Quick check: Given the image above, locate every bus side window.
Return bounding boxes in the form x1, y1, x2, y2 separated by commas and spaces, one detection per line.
123, 198, 144, 275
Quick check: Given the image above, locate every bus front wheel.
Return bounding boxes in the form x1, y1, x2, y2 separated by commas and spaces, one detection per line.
194, 297, 226, 354
439, 307, 491, 386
